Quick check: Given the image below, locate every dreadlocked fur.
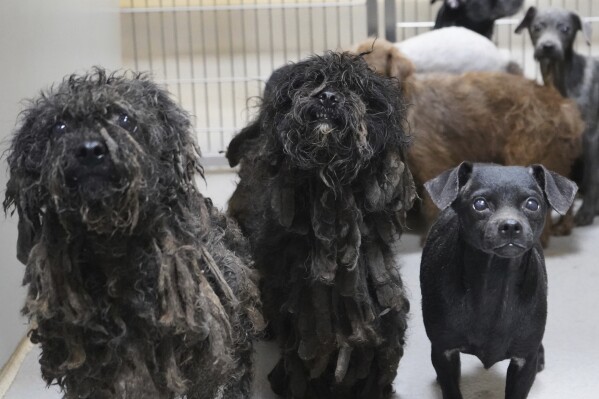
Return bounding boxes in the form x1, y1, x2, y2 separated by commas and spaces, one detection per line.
4, 68, 263, 399
227, 52, 416, 398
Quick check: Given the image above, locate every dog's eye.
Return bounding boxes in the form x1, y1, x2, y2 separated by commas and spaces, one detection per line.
51, 121, 67, 135
524, 198, 540, 211
560, 25, 571, 34
117, 113, 138, 133
473, 198, 488, 211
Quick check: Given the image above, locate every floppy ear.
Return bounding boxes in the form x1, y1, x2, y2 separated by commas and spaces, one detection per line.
226, 120, 261, 167
515, 6, 537, 34
4, 178, 40, 265
571, 12, 592, 45
530, 164, 578, 215
388, 45, 415, 82
147, 79, 204, 187
424, 162, 473, 210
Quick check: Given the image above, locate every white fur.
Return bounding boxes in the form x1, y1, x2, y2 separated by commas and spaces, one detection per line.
396, 27, 517, 74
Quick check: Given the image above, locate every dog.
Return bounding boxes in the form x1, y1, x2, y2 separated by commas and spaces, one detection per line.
226, 52, 416, 398
3, 69, 263, 399
421, 162, 577, 399
515, 7, 599, 226
432, 0, 524, 39
356, 40, 584, 245
353, 32, 521, 76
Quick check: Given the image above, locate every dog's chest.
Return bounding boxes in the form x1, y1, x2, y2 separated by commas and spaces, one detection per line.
446, 262, 543, 367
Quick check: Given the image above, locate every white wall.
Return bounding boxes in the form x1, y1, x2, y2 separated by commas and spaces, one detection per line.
0, 0, 122, 369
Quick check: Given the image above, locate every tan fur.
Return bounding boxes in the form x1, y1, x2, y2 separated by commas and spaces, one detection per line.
355, 39, 585, 242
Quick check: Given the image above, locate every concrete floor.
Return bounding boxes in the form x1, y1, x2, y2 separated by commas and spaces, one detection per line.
4, 171, 599, 399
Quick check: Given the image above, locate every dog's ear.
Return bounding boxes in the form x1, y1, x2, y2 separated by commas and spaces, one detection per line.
571, 12, 592, 46
4, 178, 40, 265
226, 120, 261, 167
424, 162, 473, 210
388, 46, 415, 82
515, 6, 537, 34
530, 164, 578, 215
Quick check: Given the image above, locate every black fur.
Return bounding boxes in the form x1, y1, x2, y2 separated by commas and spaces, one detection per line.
421, 163, 577, 399
227, 52, 416, 398
4, 69, 263, 399
432, 0, 524, 39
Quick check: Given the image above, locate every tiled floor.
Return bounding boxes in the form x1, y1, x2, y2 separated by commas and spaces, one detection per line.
4, 171, 599, 399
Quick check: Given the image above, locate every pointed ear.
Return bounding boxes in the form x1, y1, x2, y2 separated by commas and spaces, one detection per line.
571, 12, 592, 45
424, 162, 473, 210
530, 165, 578, 215
515, 6, 537, 34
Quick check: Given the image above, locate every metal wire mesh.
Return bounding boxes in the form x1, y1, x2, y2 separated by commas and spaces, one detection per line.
121, 0, 369, 163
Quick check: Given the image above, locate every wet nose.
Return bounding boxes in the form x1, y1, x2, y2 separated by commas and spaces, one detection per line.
76, 140, 107, 166
318, 91, 339, 108
499, 219, 522, 236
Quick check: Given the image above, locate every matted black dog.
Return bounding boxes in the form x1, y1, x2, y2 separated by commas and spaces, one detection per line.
421, 163, 577, 399
4, 69, 263, 399
226, 52, 416, 398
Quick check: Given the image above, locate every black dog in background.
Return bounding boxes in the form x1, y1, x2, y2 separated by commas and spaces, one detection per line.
432, 0, 524, 39
4, 69, 263, 399
227, 52, 416, 398
421, 163, 577, 399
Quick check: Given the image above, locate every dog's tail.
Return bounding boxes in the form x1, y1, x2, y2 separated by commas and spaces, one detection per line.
226, 121, 261, 167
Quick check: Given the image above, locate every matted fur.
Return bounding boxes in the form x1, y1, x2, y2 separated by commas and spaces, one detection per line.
357, 40, 584, 243
227, 52, 416, 398
4, 69, 263, 399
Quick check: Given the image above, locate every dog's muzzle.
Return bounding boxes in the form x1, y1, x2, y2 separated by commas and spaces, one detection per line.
312, 89, 343, 122
485, 218, 533, 258
65, 137, 113, 189
534, 41, 563, 61
76, 140, 107, 167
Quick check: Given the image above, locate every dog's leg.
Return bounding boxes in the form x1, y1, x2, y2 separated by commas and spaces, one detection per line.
505, 350, 540, 399
575, 127, 599, 225
537, 343, 545, 372
431, 345, 463, 399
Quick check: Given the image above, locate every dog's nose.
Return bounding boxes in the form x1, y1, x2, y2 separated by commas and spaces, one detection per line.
76, 140, 107, 166
499, 220, 522, 236
541, 42, 555, 52
318, 91, 339, 108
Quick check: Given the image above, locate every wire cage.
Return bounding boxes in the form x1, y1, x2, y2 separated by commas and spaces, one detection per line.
120, 0, 599, 164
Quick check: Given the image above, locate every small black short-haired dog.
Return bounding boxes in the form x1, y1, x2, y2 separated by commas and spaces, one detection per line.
227, 52, 416, 398
4, 69, 263, 399
421, 162, 577, 399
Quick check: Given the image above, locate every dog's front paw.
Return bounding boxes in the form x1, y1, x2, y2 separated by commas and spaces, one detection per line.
575, 205, 595, 226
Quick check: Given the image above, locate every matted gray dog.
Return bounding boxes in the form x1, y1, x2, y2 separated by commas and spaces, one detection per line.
516, 7, 599, 226
420, 163, 577, 399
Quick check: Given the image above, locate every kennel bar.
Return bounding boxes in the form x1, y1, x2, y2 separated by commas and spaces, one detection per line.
121, 0, 374, 166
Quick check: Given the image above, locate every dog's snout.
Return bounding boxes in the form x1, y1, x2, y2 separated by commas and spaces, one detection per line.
76, 140, 107, 166
541, 42, 555, 52
318, 91, 339, 108
499, 219, 522, 236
